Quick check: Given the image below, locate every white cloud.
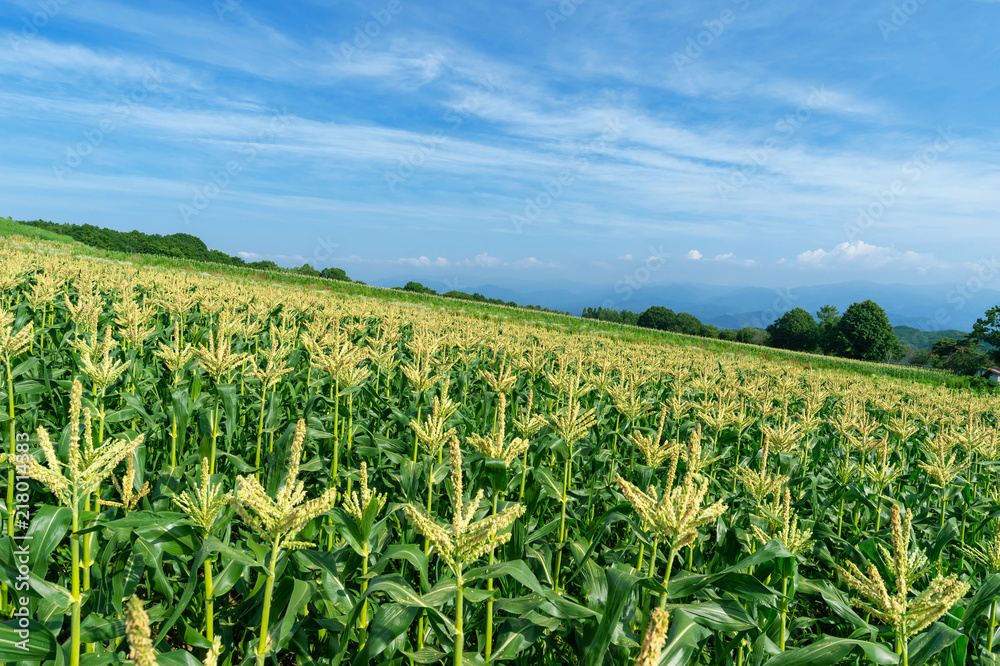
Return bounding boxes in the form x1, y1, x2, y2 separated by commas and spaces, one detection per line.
0, 38, 160, 79
6, 5, 999, 286
394, 256, 449, 267
325, 252, 554, 271
473, 252, 501, 267
795, 241, 945, 271
511, 257, 557, 268
457, 252, 501, 267
684, 249, 753, 266
709, 252, 755, 266
797, 241, 882, 264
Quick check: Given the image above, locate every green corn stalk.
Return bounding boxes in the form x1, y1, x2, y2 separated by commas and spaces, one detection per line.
20, 380, 142, 666
232, 419, 336, 665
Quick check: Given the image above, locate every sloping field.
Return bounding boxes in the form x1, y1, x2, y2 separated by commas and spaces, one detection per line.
0, 235, 995, 665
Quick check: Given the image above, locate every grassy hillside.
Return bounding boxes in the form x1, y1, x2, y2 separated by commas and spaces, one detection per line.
4, 227, 997, 665
16, 217, 357, 281
0, 216, 75, 243
3, 228, 979, 389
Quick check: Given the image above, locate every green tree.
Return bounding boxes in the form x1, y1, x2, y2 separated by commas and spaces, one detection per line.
931, 337, 967, 358
400, 281, 437, 295
931, 336, 990, 375
944, 345, 991, 375
816, 304, 841, 353
970, 306, 1000, 364
766, 308, 819, 352
833, 300, 901, 361
320, 266, 351, 282
736, 327, 769, 346
673, 312, 707, 336
581, 306, 640, 325
637, 306, 677, 331
907, 346, 933, 367
293, 263, 322, 277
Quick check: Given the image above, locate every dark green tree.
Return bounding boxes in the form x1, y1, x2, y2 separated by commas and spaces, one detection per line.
581, 307, 641, 326
735, 327, 769, 346
833, 300, 901, 361
931, 337, 968, 358
816, 304, 841, 354
944, 345, 991, 375
931, 336, 991, 374
907, 346, 932, 367
581, 307, 639, 326
673, 312, 707, 336
637, 306, 678, 331
766, 308, 819, 352
293, 264, 322, 277
320, 267, 351, 282
970, 306, 1000, 364
400, 281, 437, 295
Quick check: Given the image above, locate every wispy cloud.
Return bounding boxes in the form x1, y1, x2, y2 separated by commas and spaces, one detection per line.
1, 0, 998, 289
796, 241, 946, 272
687, 249, 754, 266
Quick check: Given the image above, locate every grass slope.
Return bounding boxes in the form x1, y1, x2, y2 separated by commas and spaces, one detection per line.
1, 227, 974, 389
0, 216, 75, 243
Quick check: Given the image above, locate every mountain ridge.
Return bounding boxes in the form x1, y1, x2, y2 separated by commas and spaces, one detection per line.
372, 277, 996, 332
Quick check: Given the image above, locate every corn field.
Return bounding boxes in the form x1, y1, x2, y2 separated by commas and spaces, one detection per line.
1, 238, 999, 666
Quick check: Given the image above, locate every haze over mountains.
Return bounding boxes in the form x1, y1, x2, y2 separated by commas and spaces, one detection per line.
373, 278, 997, 333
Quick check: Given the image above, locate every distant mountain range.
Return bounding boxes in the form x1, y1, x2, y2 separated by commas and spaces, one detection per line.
373, 277, 998, 333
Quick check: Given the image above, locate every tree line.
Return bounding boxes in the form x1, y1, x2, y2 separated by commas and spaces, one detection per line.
396, 282, 571, 315
17, 219, 355, 283
764, 303, 1000, 375
581, 305, 766, 344
584, 301, 1000, 377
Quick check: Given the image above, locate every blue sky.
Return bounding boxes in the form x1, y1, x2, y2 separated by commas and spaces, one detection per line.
1, 0, 998, 290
